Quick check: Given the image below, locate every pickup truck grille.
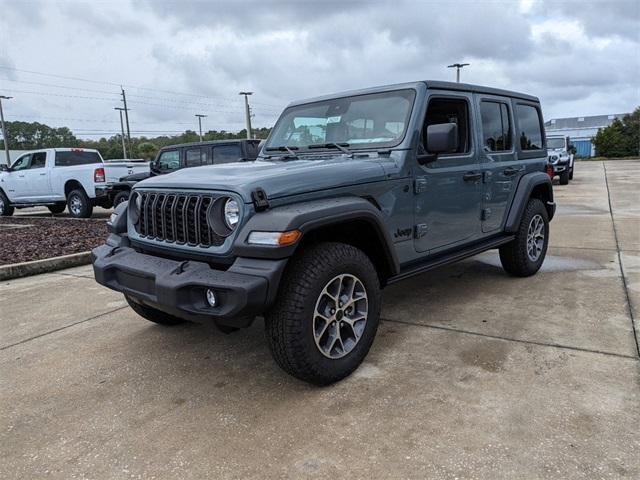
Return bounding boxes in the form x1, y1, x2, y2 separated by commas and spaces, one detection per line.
134, 192, 225, 247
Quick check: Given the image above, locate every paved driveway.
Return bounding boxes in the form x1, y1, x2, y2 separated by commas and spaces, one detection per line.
1, 161, 639, 479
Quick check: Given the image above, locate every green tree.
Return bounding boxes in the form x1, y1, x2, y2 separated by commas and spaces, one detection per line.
592, 107, 640, 158
0, 121, 80, 150
137, 142, 158, 160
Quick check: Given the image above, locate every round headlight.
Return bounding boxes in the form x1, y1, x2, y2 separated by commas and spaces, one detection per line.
224, 198, 239, 229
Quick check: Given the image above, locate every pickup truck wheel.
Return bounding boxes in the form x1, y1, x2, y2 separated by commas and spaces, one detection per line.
67, 189, 93, 218
265, 242, 381, 385
559, 170, 569, 185
125, 295, 185, 326
0, 191, 14, 216
499, 198, 549, 277
113, 191, 130, 207
47, 204, 66, 215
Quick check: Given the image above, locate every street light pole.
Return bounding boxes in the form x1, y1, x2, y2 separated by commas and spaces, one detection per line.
195, 114, 207, 142
114, 107, 128, 159
0, 95, 12, 167
447, 63, 470, 83
239, 92, 253, 140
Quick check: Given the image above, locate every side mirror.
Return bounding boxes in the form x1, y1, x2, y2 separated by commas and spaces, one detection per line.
426, 123, 458, 154
0, 164, 9, 172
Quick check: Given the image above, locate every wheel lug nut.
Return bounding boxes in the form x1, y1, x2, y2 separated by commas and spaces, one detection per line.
330, 308, 335, 315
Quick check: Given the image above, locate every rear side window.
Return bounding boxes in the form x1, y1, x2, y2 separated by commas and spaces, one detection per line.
55, 151, 102, 166
480, 101, 512, 151
185, 148, 207, 167
213, 145, 242, 164
30, 152, 47, 169
245, 141, 259, 159
516, 105, 543, 150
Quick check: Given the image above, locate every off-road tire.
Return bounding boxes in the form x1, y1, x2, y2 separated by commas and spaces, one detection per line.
499, 198, 549, 277
0, 191, 14, 216
47, 204, 66, 214
113, 191, 130, 207
67, 188, 93, 218
559, 170, 569, 185
265, 242, 381, 385
569, 167, 574, 180
125, 295, 185, 326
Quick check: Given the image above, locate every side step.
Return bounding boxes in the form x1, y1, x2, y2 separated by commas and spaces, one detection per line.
387, 235, 514, 284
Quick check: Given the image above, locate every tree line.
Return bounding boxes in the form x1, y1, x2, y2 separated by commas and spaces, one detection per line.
592, 108, 639, 158
0, 121, 272, 160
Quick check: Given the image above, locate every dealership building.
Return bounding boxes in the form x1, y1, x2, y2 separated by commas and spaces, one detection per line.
544, 113, 628, 157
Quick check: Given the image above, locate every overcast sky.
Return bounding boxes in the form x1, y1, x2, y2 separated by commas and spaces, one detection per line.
0, 0, 638, 139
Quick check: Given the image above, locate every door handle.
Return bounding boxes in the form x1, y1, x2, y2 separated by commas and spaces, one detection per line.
503, 166, 523, 176
39, 173, 46, 176
463, 172, 482, 182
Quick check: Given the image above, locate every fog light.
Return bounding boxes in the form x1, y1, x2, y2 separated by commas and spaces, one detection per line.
205, 289, 218, 307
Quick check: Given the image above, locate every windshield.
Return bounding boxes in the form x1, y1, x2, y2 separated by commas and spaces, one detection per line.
547, 137, 566, 149
265, 89, 416, 151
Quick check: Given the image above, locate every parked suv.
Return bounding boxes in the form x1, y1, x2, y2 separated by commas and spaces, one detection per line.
93, 81, 555, 385
106, 139, 261, 206
546, 135, 575, 185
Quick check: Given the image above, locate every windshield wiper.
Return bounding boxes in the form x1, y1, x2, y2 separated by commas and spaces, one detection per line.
308, 142, 352, 157
264, 145, 300, 160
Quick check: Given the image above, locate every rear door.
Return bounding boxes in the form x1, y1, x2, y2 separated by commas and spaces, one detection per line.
184, 147, 208, 168
212, 144, 242, 164
475, 95, 521, 233
413, 92, 483, 253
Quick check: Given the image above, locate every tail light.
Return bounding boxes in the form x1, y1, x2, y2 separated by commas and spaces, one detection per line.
546, 165, 553, 178
94, 167, 105, 183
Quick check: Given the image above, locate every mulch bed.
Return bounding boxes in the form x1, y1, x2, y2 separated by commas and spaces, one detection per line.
0, 217, 108, 265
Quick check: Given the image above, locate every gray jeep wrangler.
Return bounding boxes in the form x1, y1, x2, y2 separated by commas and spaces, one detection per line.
93, 81, 555, 385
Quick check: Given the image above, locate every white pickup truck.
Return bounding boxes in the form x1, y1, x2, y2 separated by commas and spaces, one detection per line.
0, 148, 149, 218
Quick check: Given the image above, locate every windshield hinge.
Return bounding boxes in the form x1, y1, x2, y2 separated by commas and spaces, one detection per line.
414, 177, 428, 194
251, 188, 270, 212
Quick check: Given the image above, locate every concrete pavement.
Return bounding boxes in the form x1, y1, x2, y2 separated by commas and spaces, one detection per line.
1, 161, 639, 479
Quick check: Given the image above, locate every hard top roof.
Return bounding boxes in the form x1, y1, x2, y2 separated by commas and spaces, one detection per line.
159, 139, 259, 151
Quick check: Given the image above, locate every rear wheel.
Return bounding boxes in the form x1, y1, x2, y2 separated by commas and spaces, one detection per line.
499, 198, 549, 277
125, 295, 185, 326
47, 204, 66, 214
265, 242, 381, 385
67, 188, 93, 218
559, 170, 569, 185
0, 191, 14, 216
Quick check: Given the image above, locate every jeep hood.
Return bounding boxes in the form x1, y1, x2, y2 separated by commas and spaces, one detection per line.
135, 157, 388, 202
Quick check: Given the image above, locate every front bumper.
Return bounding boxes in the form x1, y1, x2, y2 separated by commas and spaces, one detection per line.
92, 241, 287, 326
550, 160, 570, 175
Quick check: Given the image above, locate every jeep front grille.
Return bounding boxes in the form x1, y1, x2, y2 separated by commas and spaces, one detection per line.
134, 192, 225, 247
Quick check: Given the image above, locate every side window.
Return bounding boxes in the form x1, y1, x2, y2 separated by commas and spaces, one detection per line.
29, 152, 47, 169
244, 142, 259, 159
12, 154, 31, 171
480, 101, 512, 152
423, 97, 471, 154
516, 104, 543, 150
185, 148, 206, 167
212, 145, 242, 164
157, 150, 180, 171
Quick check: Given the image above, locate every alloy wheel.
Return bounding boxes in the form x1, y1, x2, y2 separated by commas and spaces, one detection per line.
526, 214, 545, 262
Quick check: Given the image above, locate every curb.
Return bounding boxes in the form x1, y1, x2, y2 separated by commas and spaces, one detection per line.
0, 252, 92, 281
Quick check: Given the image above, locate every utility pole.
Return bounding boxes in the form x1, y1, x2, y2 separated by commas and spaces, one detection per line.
0, 95, 12, 167
239, 92, 253, 140
120, 86, 132, 156
447, 63, 470, 83
195, 114, 207, 142
114, 107, 128, 159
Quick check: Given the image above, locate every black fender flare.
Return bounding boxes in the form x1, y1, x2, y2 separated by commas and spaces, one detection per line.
504, 172, 555, 232
233, 196, 400, 276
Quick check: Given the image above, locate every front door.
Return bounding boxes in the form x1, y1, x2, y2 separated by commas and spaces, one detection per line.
475, 95, 522, 233
414, 93, 482, 253
21, 152, 51, 200
5, 153, 32, 201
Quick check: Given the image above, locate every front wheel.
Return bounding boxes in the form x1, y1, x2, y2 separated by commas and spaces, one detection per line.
499, 198, 549, 277
67, 189, 93, 218
559, 170, 569, 185
569, 167, 574, 180
265, 242, 381, 385
112, 190, 130, 207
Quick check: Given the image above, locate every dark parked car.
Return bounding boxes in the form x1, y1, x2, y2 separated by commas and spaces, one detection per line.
94, 81, 554, 385
107, 139, 261, 206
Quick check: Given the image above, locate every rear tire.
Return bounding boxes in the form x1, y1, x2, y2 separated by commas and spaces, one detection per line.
125, 295, 185, 326
67, 188, 93, 218
0, 191, 14, 216
47, 204, 66, 215
499, 198, 549, 277
559, 170, 569, 185
113, 190, 130, 207
265, 242, 381, 385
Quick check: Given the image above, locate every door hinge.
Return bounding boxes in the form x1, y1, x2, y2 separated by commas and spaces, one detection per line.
414, 223, 428, 238
414, 177, 428, 194
481, 208, 492, 221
